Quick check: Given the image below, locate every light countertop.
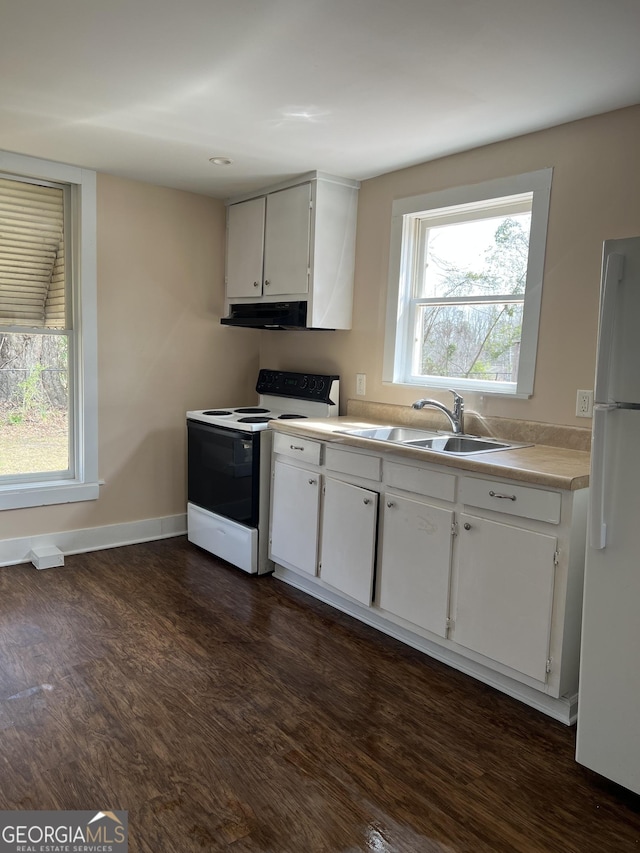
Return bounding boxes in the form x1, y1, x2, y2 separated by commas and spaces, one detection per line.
269, 415, 591, 491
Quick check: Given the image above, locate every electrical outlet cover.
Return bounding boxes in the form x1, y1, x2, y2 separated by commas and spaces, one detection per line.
576, 390, 594, 418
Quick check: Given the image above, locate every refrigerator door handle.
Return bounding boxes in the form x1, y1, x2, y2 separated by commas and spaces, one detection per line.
589, 405, 616, 550
594, 252, 625, 403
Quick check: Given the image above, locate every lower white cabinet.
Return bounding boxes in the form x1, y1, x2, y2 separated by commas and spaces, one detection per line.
378, 493, 453, 638
269, 434, 588, 723
453, 513, 557, 682
319, 477, 378, 605
270, 459, 320, 575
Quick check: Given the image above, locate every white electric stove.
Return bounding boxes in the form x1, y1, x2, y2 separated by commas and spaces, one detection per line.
187, 369, 339, 574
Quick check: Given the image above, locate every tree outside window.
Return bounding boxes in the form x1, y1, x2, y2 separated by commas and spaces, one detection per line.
384, 169, 552, 397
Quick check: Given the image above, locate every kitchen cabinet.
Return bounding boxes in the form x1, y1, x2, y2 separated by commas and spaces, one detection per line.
226, 196, 265, 298
377, 493, 453, 638
453, 514, 557, 682
227, 185, 311, 299
270, 459, 320, 576
224, 171, 359, 329
319, 477, 378, 605
263, 184, 312, 296
269, 432, 588, 723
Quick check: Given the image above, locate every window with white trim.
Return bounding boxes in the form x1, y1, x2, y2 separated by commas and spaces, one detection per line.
383, 169, 552, 397
0, 151, 98, 510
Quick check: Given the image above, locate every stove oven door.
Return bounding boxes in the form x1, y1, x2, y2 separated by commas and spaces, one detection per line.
187, 420, 260, 527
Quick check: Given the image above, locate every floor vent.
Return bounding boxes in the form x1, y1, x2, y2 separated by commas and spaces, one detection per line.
30, 545, 65, 570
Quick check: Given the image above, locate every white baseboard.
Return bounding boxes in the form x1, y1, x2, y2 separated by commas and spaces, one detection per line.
0, 513, 187, 568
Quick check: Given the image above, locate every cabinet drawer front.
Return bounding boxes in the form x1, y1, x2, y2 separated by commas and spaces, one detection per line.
273, 432, 322, 465
460, 476, 561, 524
384, 460, 456, 502
325, 446, 381, 481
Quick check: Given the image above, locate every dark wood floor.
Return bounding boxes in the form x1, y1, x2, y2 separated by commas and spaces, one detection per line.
0, 537, 639, 852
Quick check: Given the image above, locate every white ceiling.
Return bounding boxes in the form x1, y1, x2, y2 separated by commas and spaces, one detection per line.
2, 0, 639, 199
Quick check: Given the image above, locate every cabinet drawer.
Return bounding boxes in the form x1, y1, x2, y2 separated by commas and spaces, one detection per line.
460, 476, 561, 524
273, 432, 322, 465
325, 446, 381, 481
384, 460, 456, 502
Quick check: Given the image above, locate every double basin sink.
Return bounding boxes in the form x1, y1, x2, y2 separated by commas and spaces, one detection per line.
337, 426, 530, 455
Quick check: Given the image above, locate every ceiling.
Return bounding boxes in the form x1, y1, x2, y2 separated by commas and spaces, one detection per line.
2, 0, 639, 199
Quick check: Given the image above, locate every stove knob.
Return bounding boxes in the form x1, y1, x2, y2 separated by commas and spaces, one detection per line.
308, 378, 317, 390
317, 379, 325, 391
300, 376, 308, 389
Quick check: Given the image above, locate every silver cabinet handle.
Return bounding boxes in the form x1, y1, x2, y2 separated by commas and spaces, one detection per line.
253, 281, 260, 287
290, 444, 304, 451
489, 490, 517, 501
463, 522, 472, 530
363, 498, 371, 505
264, 279, 271, 287
387, 501, 395, 508
308, 478, 316, 485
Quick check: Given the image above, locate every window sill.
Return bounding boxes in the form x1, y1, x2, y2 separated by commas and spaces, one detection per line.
0, 479, 101, 511
382, 379, 532, 399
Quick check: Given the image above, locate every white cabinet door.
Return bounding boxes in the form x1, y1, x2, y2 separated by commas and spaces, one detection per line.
453, 514, 557, 682
319, 477, 378, 605
226, 196, 266, 298
263, 184, 311, 296
378, 494, 453, 638
269, 460, 320, 575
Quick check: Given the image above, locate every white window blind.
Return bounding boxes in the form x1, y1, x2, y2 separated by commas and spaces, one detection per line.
0, 176, 66, 328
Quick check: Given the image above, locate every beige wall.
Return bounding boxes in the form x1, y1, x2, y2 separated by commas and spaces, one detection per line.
261, 104, 640, 427
2, 173, 260, 542
3, 104, 639, 545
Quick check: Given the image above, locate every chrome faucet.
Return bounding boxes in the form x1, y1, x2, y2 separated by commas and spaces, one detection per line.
412, 390, 465, 435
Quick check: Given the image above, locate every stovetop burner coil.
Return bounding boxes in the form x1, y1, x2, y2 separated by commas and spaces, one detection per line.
234, 407, 270, 414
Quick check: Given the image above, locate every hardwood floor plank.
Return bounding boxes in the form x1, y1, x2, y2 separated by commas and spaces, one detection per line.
0, 537, 639, 852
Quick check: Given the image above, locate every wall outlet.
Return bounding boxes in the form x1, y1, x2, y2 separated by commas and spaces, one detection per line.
356, 373, 366, 396
576, 389, 594, 418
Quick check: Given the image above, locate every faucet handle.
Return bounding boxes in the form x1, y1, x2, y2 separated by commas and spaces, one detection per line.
448, 390, 464, 428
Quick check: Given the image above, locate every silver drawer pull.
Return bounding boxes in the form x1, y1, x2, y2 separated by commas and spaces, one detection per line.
363, 498, 371, 505
290, 444, 305, 451
253, 281, 260, 287
308, 478, 316, 485
264, 279, 271, 286
489, 490, 516, 501
387, 501, 395, 508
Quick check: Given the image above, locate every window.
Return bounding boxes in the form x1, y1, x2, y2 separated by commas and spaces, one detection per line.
0, 151, 98, 510
383, 169, 552, 397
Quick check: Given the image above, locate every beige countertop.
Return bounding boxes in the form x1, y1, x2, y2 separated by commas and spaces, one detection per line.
269, 415, 591, 491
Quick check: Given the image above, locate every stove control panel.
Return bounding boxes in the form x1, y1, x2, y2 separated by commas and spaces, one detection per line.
256, 369, 339, 404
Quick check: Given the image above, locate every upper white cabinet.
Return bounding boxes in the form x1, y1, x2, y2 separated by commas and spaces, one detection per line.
263, 184, 312, 296
224, 171, 359, 329
226, 196, 265, 298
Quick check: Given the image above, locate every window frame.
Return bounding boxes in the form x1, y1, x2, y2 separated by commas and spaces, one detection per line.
0, 151, 98, 510
383, 168, 553, 398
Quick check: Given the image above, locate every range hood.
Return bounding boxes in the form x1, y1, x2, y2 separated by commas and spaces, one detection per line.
220, 301, 333, 330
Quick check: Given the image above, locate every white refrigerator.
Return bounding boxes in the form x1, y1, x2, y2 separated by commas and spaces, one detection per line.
576, 235, 640, 794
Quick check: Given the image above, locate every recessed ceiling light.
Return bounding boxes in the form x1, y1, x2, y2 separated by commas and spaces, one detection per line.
209, 156, 233, 166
